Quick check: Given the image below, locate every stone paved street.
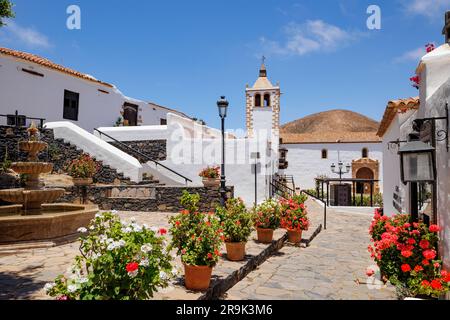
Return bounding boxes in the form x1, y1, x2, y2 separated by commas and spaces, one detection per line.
224, 200, 397, 300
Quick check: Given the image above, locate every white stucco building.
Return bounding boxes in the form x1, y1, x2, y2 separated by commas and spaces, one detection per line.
0, 47, 190, 131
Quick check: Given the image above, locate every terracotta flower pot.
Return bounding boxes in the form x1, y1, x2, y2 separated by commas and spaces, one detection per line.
183, 264, 213, 291
202, 177, 220, 188
287, 229, 303, 244
257, 228, 274, 244
225, 242, 246, 261
72, 178, 93, 186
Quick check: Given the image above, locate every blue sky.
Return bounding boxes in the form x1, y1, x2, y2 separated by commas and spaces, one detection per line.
0, 0, 449, 129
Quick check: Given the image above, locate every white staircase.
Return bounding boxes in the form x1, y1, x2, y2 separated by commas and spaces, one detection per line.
44, 122, 144, 182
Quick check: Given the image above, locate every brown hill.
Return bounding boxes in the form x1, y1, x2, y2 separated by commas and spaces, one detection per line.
280, 110, 380, 144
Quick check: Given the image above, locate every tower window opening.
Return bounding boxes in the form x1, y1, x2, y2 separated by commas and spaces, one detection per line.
264, 94, 271, 107
255, 94, 261, 107
362, 148, 369, 158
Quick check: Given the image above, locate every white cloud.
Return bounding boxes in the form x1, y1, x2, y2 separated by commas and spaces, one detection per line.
260, 20, 359, 57
394, 47, 427, 63
0, 20, 51, 49
403, 0, 450, 18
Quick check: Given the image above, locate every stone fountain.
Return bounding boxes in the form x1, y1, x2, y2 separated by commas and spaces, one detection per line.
0, 124, 97, 245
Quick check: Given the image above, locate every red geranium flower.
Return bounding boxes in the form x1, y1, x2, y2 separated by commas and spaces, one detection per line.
366, 269, 375, 277
126, 262, 139, 273
421, 280, 431, 288
423, 249, 437, 260
414, 265, 424, 272
429, 225, 441, 233
401, 264, 411, 273
419, 239, 430, 249
207, 253, 213, 259
175, 221, 181, 227
407, 238, 416, 245
401, 250, 413, 258
431, 279, 443, 290
159, 228, 167, 235
422, 259, 430, 266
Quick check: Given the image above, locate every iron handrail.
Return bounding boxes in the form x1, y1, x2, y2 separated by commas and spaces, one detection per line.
270, 177, 296, 199
0, 110, 46, 128
94, 128, 193, 185
301, 189, 327, 230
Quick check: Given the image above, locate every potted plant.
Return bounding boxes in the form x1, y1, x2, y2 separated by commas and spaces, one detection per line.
280, 197, 310, 244
45, 211, 176, 300
368, 211, 450, 299
252, 199, 281, 244
66, 154, 99, 186
199, 166, 220, 188
169, 191, 224, 291
216, 197, 253, 261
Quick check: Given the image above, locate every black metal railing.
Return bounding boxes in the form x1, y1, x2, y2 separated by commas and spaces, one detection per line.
301, 189, 327, 230
0, 110, 46, 128
94, 128, 192, 185
270, 175, 296, 199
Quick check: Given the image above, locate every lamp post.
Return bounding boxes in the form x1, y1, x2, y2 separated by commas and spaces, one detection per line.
330, 161, 351, 180
398, 140, 436, 184
217, 96, 229, 206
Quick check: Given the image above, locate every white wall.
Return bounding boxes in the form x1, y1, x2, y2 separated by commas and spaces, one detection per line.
0, 55, 185, 131
381, 110, 417, 216
281, 142, 383, 191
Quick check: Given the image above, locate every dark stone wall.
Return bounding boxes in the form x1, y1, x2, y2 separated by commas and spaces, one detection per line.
109, 140, 167, 162
0, 126, 133, 185
58, 185, 234, 212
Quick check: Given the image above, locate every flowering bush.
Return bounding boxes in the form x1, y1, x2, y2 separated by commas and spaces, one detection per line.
426, 43, 435, 53
252, 199, 281, 230
368, 210, 450, 298
45, 211, 176, 300
216, 197, 253, 243
66, 154, 99, 179
279, 197, 310, 232
199, 166, 220, 179
169, 191, 224, 267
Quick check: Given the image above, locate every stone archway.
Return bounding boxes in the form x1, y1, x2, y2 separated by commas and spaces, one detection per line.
352, 158, 380, 194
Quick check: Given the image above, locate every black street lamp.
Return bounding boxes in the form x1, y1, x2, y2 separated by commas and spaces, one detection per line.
217, 96, 229, 206
398, 140, 436, 184
331, 161, 351, 180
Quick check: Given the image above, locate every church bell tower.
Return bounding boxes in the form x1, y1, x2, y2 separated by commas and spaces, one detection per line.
245, 59, 281, 138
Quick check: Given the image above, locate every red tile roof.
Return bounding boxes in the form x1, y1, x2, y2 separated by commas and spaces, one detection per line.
376, 97, 419, 137
0, 47, 113, 87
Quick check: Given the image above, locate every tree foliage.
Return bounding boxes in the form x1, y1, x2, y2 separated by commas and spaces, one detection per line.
0, 0, 15, 27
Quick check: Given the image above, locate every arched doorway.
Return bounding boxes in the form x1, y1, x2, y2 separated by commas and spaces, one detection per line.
356, 167, 374, 194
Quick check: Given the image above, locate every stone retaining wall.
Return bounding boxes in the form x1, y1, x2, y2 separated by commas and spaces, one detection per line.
0, 126, 133, 185
109, 140, 166, 162
58, 185, 234, 212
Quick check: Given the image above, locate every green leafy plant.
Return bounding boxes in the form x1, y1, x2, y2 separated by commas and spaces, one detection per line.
45, 211, 176, 300
252, 199, 281, 230
66, 154, 99, 178
0, 0, 15, 27
279, 197, 310, 231
199, 166, 220, 179
368, 211, 450, 298
216, 197, 253, 243
169, 191, 224, 267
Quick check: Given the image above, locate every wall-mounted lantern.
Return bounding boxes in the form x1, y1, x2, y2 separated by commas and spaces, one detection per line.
398, 140, 436, 184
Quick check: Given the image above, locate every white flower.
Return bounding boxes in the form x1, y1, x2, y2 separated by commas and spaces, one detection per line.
121, 227, 133, 234
143, 224, 149, 230
171, 268, 179, 276
111, 210, 118, 214
107, 243, 116, 251
141, 244, 153, 253
159, 271, 168, 280
131, 223, 142, 232
44, 282, 56, 292
139, 258, 149, 267
150, 226, 158, 233
95, 213, 102, 218
130, 217, 137, 223
77, 227, 87, 233
162, 248, 167, 255
117, 240, 126, 248
89, 225, 95, 231
67, 284, 78, 293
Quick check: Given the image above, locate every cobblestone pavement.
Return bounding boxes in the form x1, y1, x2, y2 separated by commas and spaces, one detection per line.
224, 200, 397, 300
0, 211, 173, 300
